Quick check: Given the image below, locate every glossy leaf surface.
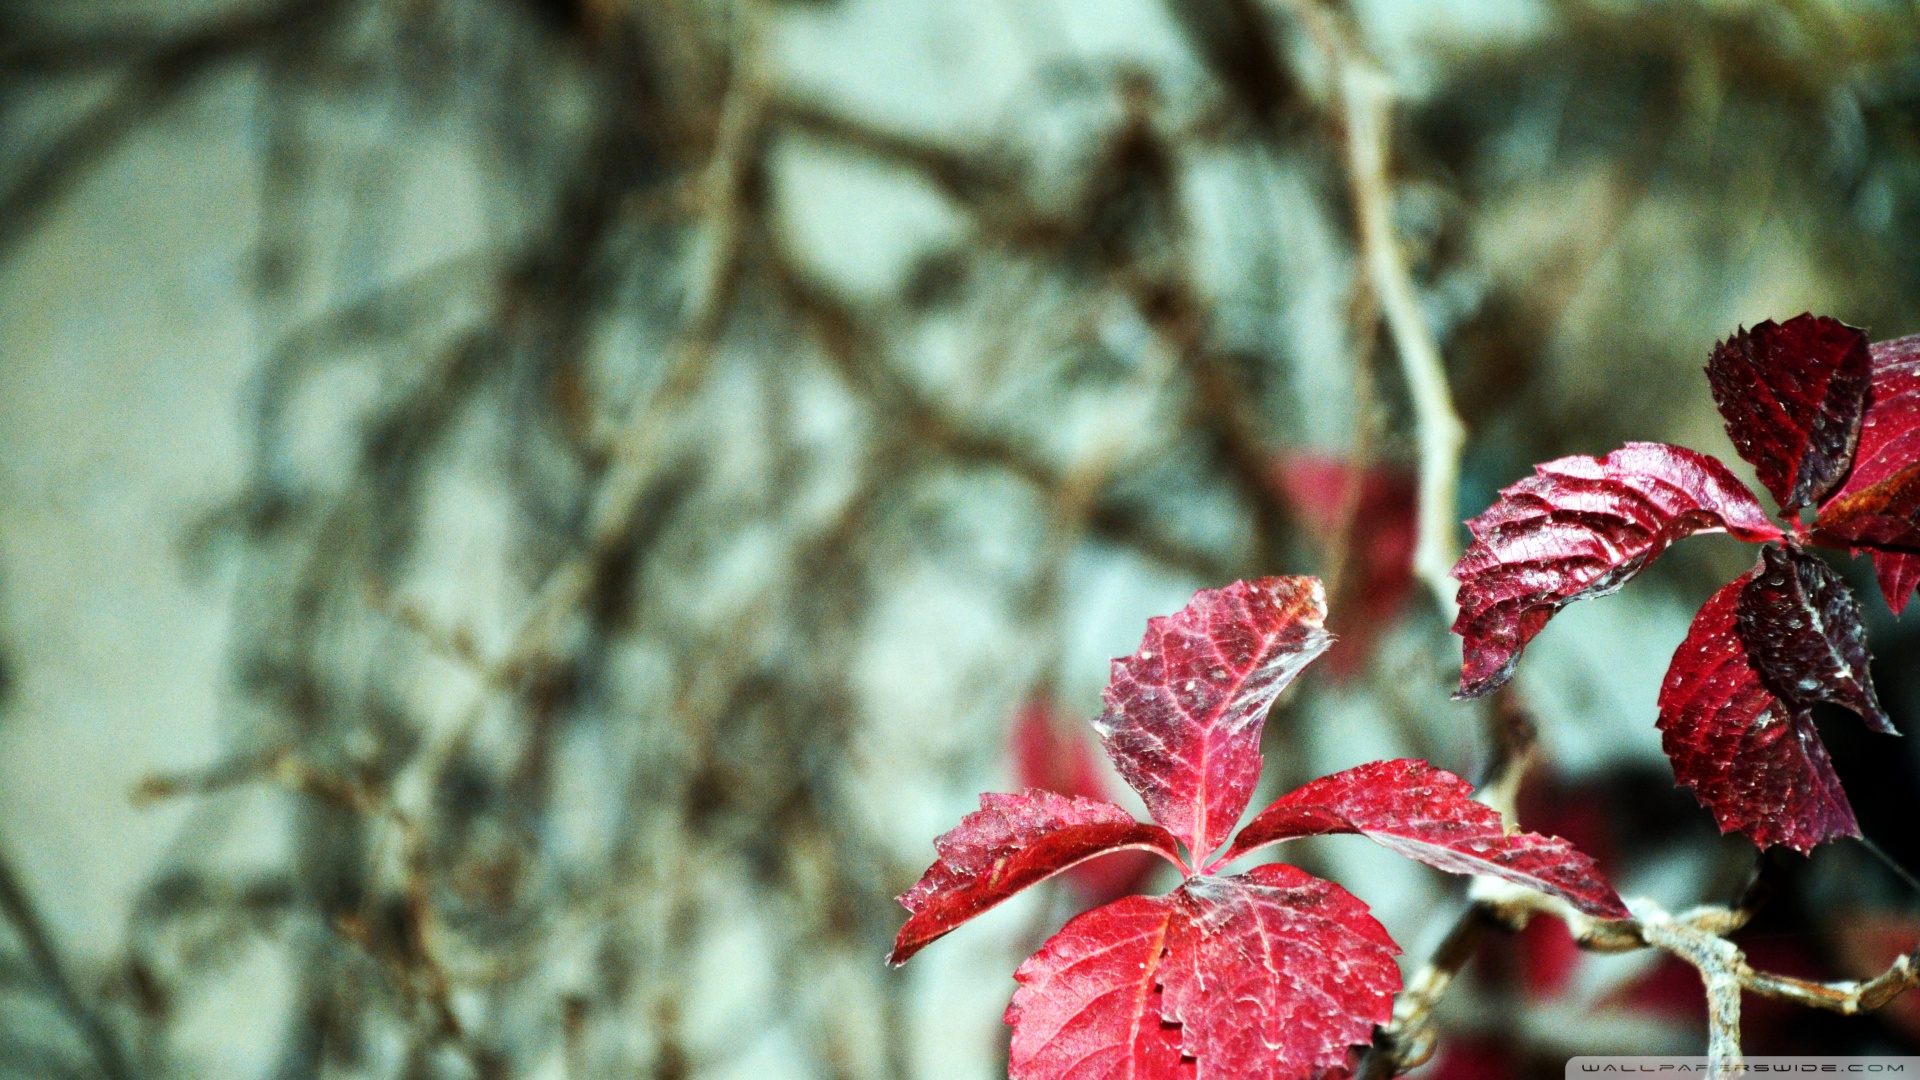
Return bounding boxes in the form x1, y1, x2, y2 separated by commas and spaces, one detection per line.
1160, 864, 1399, 1080
1657, 572, 1859, 853
1094, 577, 1331, 859
1221, 759, 1628, 918
897, 580, 1630, 1080
1006, 895, 1188, 1080
1706, 314, 1872, 511
1814, 462, 1920, 553
1452, 442, 1782, 697
1815, 334, 1920, 612
1735, 545, 1894, 734
889, 790, 1181, 964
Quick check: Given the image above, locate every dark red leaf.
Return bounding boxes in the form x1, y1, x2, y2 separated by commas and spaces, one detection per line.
1813, 462, 1920, 553
1705, 314, 1872, 511
889, 790, 1183, 964
1013, 695, 1166, 904
1656, 571, 1859, 853
1815, 334, 1920, 612
1005, 895, 1189, 1080
1452, 442, 1783, 697
1219, 759, 1628, 918
1735, 545, 1894, 734
1160, 864, 1400, 1080
1095, 577, 1332, 861
1272, 454, 1417, 678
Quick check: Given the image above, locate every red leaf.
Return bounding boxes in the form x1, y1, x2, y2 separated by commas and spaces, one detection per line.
889, 790, 1183, 964
1706, 314, 1872, 511
1818, 334, 1920, 612
1656, 571, 1859, 853
1094, 578, 1332, 861
1013, 696, 1166, 904
1160, 864, 1400, 1080
1872, 552, 1920, 617
1734, 545, 1895, 734
1219, 759, 1629, 918
1005, 895, 1189, 1080
1813, 462, 1920, 553
1452, 442, 1783, 697
1272, 454, 1418, 677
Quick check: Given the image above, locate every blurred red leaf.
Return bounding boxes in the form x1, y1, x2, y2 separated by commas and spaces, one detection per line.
1415, 1039, 1515, 1080
1161, 864, 1400, 1080
1272, 454, 1417, 677
1094, 577, 1331, 860
1735, 545, 1894, 733
1831, 912, 1920, 1043
1604, 952, 1707, 1020
1221, 759, 1628, 917
1006, 895, 1189, 1080
1656, 570, 1859, 853
1012, 695, 1165, 904
1514, 913, 1583, 999
1451, 442, 1783, 698
1706, 314, 1872, 511
889, 790, 1182, 964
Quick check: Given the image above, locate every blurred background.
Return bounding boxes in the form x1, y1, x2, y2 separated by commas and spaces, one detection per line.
4, 0, 1920, 1077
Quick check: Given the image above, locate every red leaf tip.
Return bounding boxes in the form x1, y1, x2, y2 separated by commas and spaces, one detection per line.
1096, 577, 1332, 860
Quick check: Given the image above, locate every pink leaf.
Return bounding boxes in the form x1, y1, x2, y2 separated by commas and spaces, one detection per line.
1013, 695, 1167, 904
1094, 578, 1332, 861
1818, 333, 1920, 612
1735, 545, 1895, 734
1161, 864, 1400, 1080
1220, 759, 1628, 918
1706, 314, 1872, 511
1452, 442, 1783, 698
1657, 571, 1859, 853
1005, 895, 1189, 1080
889, 790, 1183, 964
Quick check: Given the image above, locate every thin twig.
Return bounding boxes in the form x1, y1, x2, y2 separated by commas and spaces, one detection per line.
1340, 66, 1465, 621
1464, 877, 1920, 1068
499, 4, 771, 682
1296, 4, 1468, 621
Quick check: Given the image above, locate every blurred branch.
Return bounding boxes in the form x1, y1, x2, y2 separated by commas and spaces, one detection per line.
0, 0, 338, 254
0, 844, 135, 1080
501, 3, 771, 682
